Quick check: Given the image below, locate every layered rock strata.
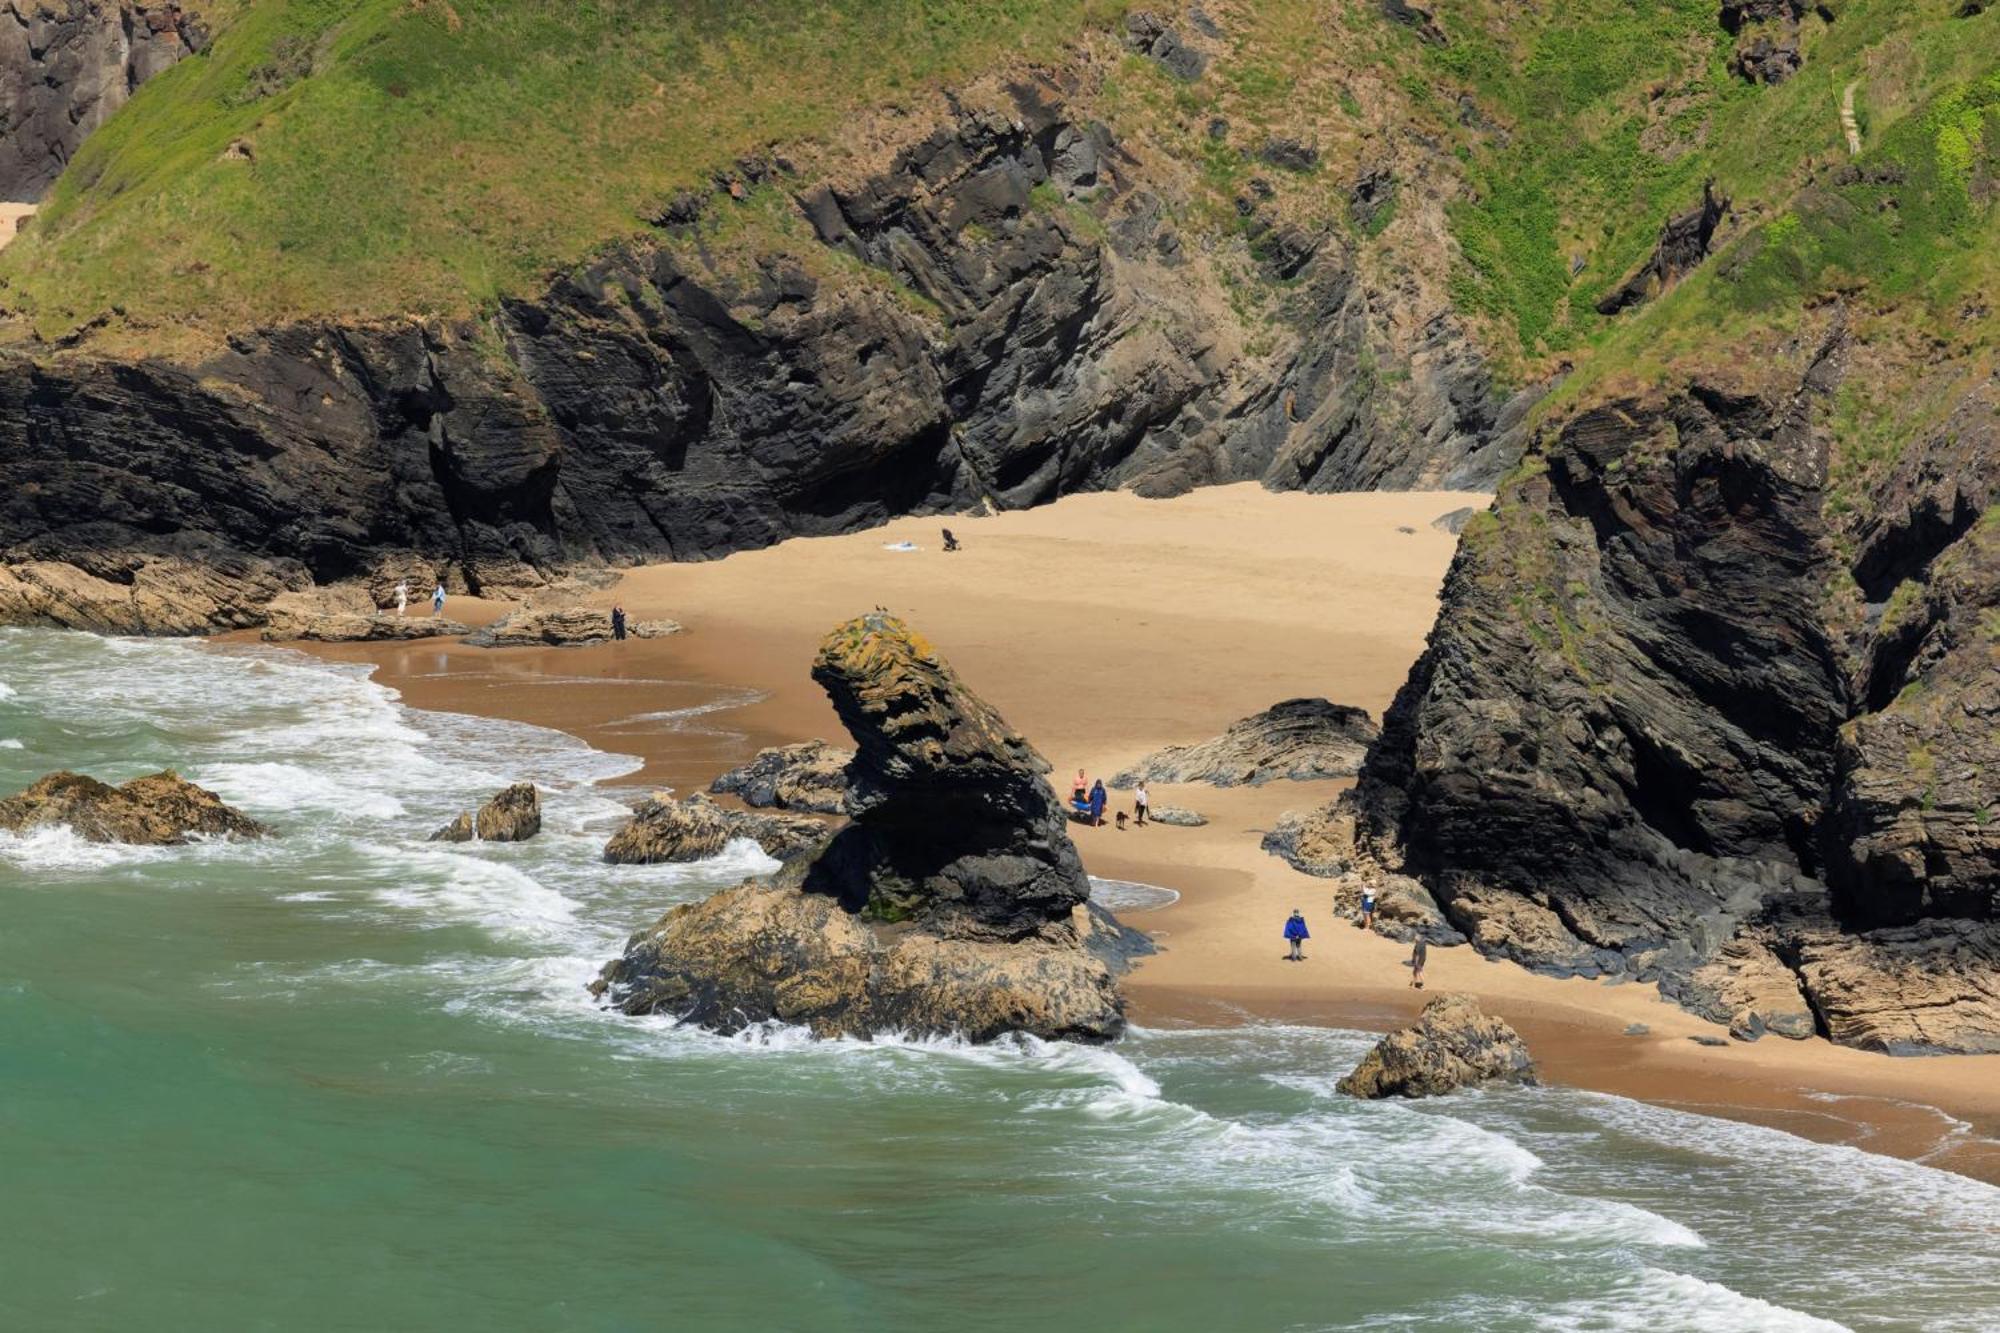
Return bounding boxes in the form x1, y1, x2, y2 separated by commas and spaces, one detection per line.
1109, 697, 1378, 788
596, 614, 1138, 1042
600, 792, 828, 865
0, 769, 265, 843
1, 76, 1532, 633
464, 607, 680, 648
707, 741, 852, 815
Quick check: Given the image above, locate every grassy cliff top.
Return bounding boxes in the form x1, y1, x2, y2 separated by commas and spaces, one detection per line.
0, 0, 1992, 382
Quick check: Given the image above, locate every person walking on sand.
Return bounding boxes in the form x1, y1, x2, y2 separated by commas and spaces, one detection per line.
611, 604, 627, 642
394, 580, 409, 618
1359, 884, 1378, 933
1133, 780, 1150, 826
1283, 909, 1310, 961
1410, 938, 1428, 990
1088, 778, 1108, 828
431, 582, 446, 618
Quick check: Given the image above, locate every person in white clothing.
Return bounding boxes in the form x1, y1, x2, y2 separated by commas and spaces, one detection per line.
431, 583, 446, 617
1133, 781, 1150, 826
394, 581, 409, 617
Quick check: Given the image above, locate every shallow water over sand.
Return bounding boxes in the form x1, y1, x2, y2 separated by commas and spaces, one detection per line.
3, 628, 1997, 1331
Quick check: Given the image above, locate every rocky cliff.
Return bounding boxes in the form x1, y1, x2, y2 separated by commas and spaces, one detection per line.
1331, 327, 2000, 1053
0, 72, 1532, 632
0, 1, 201, 202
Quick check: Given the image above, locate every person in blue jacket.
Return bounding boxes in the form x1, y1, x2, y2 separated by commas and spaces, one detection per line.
1283, 909, 1310, 961
1088, 778, 1108, 828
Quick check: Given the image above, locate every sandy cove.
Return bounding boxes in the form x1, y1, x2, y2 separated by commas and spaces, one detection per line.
284, 484, 2000, 1183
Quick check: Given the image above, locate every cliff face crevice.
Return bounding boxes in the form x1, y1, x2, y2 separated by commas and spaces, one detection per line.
0, 1, 201, 202
0, 76, 1532, 631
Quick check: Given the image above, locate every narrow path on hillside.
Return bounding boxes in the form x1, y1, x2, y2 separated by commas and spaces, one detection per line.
1841, 80, 1863, 156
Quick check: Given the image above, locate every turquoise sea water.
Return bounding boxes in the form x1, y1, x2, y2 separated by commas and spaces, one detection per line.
3, 627, 1998, 1332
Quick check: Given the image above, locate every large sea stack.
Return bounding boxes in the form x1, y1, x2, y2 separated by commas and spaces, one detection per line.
595, 613, 1137, 1042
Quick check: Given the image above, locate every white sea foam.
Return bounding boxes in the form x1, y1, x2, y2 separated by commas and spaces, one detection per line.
0, 680, 17, 700
0, 825, 170, 872
0, 737, 23, 749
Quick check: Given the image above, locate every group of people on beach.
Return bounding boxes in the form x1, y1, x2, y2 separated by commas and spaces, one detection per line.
1282, 891, 1427, 988
1069, 769, 1148, 829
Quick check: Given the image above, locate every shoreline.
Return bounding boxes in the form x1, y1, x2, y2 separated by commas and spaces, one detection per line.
263, 485, 2000, 1185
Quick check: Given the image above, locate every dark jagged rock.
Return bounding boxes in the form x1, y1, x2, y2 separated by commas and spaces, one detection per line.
596, 614, 1132, 1042
2, 81, 1529, 633
260, 611, 470, 642
708, 741, 852, 815
430, 783, 542, 843
1379, 0, 1447, 46
1720, 2, 1809, 85
0, 769, 266, 844
1349, 165, 1397, 232
601, 792, 828, 865
1122, 11, 1207, 80
1110, 698, 1377, 788
1597, 181, 1729, 314
1259, 137, 1320, 172
0, 1, 203, 202
1337, 994, 1536, 1098
464, 607, 680, 647
1354, 369, 1850, 984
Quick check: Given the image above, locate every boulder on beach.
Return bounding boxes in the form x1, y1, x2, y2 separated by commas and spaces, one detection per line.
708, 741, 852, 815
0, 770, 267, 845
602, 792, 829, 865
1337, 993, 1538, 1099
260, 611, 470, 642
1110, 698, 1378, 788
430, 783, 542, 843
464, 607, 680, 648
1147, 804, 1207, 827
595, 612, 1139, 1043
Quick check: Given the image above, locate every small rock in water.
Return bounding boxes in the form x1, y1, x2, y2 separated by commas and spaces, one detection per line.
1337, 993, 1537, 1098
430, 782, 541, 843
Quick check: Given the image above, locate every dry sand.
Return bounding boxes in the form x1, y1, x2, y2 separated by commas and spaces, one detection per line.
289, 484, 2000, 1182
0, 203, 36, 251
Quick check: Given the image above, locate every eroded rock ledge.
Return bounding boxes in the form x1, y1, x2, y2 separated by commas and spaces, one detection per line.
1109, 697, 1378, 788
594, 613, 1141, 1042
1337, 994, 1538, 1098
0, 769, 265, 844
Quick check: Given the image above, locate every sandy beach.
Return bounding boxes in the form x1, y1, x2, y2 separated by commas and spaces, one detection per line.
290, 484, 2000, 1183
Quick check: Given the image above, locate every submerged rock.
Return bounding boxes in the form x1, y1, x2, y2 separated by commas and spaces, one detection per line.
1111, 698, 1378, 788
708, 741, 852, 815
261, 611, 470, 642
430, 783, 542, 843
465, 607, 681, 648
1337, 994, 1537, 1099
597, 613, 1134, 1043
0, 770, 266, 845
601, 792, 828, 865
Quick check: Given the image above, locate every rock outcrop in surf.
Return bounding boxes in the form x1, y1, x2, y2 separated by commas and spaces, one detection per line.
1337, 993, 1538, 1098
601, 792, 828, 865
430, 782, 542, 843
0, 769, 265, 844
595, 613, 1135, 1042
708, 741, 852, 815
1109, 697, 1378, 788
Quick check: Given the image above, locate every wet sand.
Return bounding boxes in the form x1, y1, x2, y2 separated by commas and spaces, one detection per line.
282, 484, 2000, 1183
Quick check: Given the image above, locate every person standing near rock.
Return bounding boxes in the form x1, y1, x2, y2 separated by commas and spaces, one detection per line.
1284, 909, 1310, 961
1133, 781, 1150, 826
1359, 885, 1378, 932
431, 582, 446, 618
1088, 778, 1107, 828
394, 580, 409, 617
1410, 938, 1427, 990
611, 604, 627, 641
